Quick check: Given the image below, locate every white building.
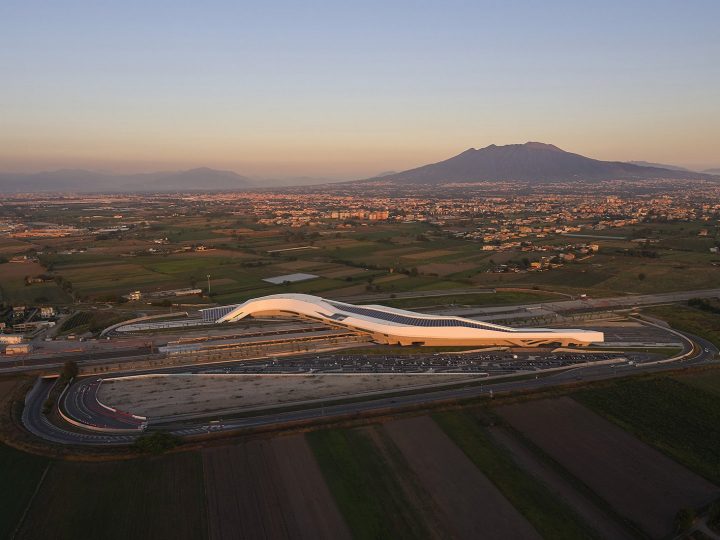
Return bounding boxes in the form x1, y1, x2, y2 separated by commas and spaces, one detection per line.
200, 293, 603, 347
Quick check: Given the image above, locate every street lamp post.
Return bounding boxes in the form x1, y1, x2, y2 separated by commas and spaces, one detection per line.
207, 274, 211, 294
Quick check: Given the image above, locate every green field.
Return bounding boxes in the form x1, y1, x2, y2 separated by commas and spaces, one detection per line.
676, 368, 720, 398
0, 262, 72, 304
574, 376, 720, 484
0, 444, 49, 540
434, 411, 599, 539
59, 310, 135, 336
307, 428, 430, 540
644, 305, 720, 347
7, 211, 718, 306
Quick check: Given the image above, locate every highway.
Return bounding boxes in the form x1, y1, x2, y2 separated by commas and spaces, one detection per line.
21, 328, 717, 447
435, 288, 720, 322
5, 287, 720, 376
22, 378, 139, 446
61, 378, 145, 431
335, 287, 720, 313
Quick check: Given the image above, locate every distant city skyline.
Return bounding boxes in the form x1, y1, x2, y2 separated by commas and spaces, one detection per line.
2, 0, 719, 177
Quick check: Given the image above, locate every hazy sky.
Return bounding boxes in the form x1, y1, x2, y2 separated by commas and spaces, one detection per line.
1, 0, 719, 177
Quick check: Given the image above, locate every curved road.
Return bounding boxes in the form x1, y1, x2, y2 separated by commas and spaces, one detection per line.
22, 329, 717, 446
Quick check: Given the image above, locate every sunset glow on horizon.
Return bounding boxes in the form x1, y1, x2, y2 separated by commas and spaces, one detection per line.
2, 0, 719, 177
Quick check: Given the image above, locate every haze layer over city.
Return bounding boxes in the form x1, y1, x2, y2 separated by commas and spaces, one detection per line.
1, 2, 719, 540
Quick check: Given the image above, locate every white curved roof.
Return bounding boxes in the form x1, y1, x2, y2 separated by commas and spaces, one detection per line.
200, 293, 603, 345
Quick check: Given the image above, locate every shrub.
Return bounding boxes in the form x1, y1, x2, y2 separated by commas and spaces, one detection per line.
674, 508, 695, 532
133, 432, 180, 454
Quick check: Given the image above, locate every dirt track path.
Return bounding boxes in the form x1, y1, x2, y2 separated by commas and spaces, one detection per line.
497, 397, 720, 539
202, 436, 350, 540
384, 416, 541, 540
487, 425, 634, 540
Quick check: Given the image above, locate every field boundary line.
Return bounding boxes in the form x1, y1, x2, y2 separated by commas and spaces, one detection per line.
10, 463, 50, 540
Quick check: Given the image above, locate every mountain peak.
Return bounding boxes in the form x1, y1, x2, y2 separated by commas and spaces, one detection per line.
522, 142, 563, 151
368, 143, 717, 184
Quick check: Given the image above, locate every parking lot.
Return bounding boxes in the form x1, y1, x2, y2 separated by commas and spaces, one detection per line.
199, 351, 645, 377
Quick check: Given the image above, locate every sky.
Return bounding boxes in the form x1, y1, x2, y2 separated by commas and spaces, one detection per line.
1, 0, 719, 178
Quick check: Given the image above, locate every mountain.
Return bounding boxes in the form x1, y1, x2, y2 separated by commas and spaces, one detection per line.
627, 161, 692, 172
704, 168, 720, 175
0, 167, 253, 193
365, 142, 717, 184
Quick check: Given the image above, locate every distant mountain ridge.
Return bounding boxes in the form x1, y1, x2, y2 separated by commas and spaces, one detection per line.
626, 161, 692, 172
369, 142, 718, 183
0, 167, 253, 193
2, 144, 718, 192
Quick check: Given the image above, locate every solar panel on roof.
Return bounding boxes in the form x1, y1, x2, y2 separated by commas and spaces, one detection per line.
200, 304, 242, 322
326, 301, 509, 332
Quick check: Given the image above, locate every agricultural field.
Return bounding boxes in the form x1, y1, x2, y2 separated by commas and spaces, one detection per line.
475, 250, 720, 295
307, 427, 432, 539
5, 198, 719, 309
0, 238, 36, 256
382, 417, 541, 539
16, 452, 207, 540
497, 396, 719, 538
433, 411, 598, 539
676, 368, 720, 397
574, 375, 720, 485
203, 436, 350, 540
0, 443, 48, 540
4, 367, 720, 539
0, 261, 71, 304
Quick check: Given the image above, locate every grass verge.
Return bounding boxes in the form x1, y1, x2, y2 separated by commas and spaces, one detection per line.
306, 428, 430, 540
643, 305, 720, 348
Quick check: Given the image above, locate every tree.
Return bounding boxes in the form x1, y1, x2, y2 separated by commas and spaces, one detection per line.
674, 508, 695, 532
133, 432, 180, 454
61, 360, 79, 380
709, 499, 720, 527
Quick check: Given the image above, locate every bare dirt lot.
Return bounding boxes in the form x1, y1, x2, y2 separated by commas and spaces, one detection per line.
202, 435, 350, 540
384, 416, 541, 540
99, 373, 473, 419
497, 397, 719, 538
